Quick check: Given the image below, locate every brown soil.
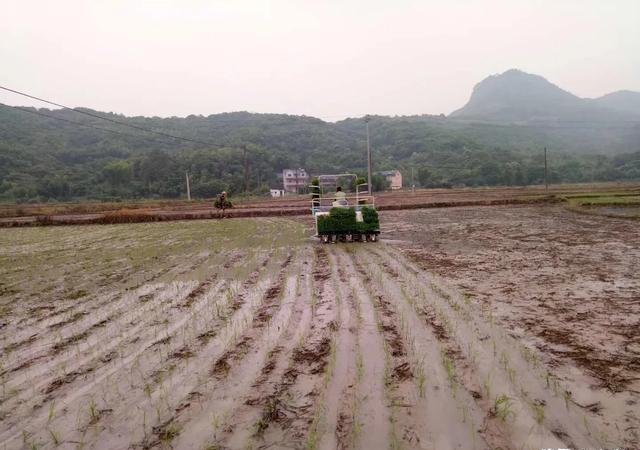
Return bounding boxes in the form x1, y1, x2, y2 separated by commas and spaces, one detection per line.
384, 205, 639, 448
1, 211, 637, 449
3, 182, 638, 227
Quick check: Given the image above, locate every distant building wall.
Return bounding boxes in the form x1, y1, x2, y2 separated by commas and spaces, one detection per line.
282, 168, 309, 193
379, 170, 403, 190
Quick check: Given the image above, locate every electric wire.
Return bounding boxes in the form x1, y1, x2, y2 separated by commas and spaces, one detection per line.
0, 85, 220, 147
0, 103, 176, 145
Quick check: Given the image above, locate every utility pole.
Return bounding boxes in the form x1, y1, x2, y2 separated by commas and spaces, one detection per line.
544, 147, 548, 191
411, 166, 415, 193
185, 171, 191, 201
243, 145, 249, 194
365, 115, 372, 195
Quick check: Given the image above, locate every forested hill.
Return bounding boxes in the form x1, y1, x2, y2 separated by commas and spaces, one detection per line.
450, 69, 640, 123
1, 98, 639, 202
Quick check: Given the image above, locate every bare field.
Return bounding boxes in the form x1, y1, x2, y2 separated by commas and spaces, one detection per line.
0, 213, 636, 449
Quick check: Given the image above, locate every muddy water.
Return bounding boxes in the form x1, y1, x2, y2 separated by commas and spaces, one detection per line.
1, 215, 636, 449
318, 252, 357, 450
339, 249, 391, 449
383, 206, 639, 449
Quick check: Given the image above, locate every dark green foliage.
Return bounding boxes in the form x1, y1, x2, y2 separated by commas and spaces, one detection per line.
316, 214, 332, 235
359, 206, 379, 233
317, 207, 357, 235
0, 105, 639, 203
317, 206, 379, 235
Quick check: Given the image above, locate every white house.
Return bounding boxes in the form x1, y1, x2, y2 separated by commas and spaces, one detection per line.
282, 168, 309, 193
270, 189, 285, 198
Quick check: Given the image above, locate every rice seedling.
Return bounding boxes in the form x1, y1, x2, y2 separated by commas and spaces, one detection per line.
563, 389, 572, 409
210, 413, 222, 438
159, 422, 181, 443
87, 399, 99, 422
492, 394, 514, 422
47, 401, 56, 423
324, 338, 338, 386
483, 372, 493, 399
48, 428, 61, 446
583, 414, 592, 436
499, 351, 509, 371
254, 417, 268, 436
545, 371, 551, 388
531, 400, 545, 425
142, 410, 147, 439
441, 350, 457, 397
356, 350, 364, 381
22, 430, 31, 446
382, 343, 393, 388
297, 335, 306, 351
415, 360, 427, 398
389, 414, 402, 450
306, 403, 325, 450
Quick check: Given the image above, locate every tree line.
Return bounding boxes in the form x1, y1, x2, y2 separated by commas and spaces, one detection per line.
0, 106, 638, 202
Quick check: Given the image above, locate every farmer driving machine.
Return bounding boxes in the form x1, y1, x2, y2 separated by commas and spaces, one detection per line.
311, 174, 380, 243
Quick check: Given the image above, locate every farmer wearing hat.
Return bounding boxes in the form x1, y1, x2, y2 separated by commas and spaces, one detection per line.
214, 191, 232, 217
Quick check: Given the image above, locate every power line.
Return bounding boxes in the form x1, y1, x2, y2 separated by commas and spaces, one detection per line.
1, 103, 175, 144
0, 85, 220, 147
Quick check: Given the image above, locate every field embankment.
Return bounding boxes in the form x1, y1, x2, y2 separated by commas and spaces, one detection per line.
1, 182, 639, 227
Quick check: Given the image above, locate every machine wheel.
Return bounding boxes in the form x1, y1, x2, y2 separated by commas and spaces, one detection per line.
331, 234, 337, 243
321, 235, 329, 244
370, 233, 378, 242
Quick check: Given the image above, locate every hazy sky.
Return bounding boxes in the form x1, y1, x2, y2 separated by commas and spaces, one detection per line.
1, 0, 638, 120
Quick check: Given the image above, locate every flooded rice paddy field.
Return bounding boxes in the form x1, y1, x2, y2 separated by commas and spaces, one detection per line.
0, 212, 637, 449
384, 205, 639, 449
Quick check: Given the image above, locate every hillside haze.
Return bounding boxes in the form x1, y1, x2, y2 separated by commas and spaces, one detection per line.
450, 69, 640, 123
1, 69, 639, 202
589, 90, 640, 116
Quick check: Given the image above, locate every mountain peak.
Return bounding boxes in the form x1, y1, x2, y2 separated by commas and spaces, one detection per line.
450, 69, 582, 122
449, 69, 640, 123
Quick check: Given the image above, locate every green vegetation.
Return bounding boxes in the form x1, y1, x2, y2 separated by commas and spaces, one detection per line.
567, 194, 640, 206
317, 207, 380, 235
492, 394, 515, 422
0, 105, 638, 202
564, 193, 640, 218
